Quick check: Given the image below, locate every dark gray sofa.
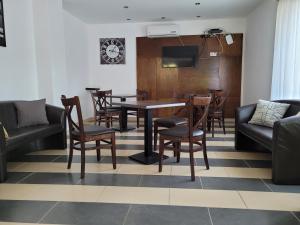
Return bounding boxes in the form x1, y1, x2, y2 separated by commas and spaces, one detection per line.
0, 101, 67, 182
235, 100, 300, 184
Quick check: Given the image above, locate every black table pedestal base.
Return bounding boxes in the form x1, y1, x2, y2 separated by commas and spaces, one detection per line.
129, 152, 168, 165
113, 126, 136, 132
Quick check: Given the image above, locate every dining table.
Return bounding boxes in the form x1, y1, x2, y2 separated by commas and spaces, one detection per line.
111, 94, 137, 102
113, 99, 186, 164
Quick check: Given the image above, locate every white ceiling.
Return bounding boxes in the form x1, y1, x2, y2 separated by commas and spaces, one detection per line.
62, 0, 264, 24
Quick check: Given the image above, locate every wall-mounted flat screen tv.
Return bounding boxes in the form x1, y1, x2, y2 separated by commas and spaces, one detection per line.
162, 46, 198, 68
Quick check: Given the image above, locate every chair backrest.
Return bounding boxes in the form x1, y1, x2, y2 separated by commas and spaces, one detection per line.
212, 90, 226, 111
91, 90, 113, 114
136, 89, 149, 101
187, 95, 212, 140
61, 95, 84, 138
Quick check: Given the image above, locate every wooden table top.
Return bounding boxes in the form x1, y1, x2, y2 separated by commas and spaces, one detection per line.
113, 99, 186, 109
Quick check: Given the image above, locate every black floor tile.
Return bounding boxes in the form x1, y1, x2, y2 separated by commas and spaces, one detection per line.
197, 158, 248, 167
202, 177, 270, 192
41, 202, 129, 225
5, 172, 32, 183
263, 180, 300, 193
293, 212, 300, 221
20, 172, 80, 185
210, 208, 300, 225
79, 174, 141, 187
0, 200, 56, 223
125, 205, 211, 225
246, 160, 272, 168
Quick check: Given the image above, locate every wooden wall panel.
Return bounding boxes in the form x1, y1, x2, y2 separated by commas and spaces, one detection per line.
136, 34, 243, 117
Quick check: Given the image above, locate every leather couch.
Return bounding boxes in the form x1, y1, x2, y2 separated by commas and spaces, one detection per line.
235, 100, 300, 184
0, 101, 67, 182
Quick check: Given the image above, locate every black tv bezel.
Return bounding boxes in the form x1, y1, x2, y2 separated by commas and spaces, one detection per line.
162, 45, 198, 68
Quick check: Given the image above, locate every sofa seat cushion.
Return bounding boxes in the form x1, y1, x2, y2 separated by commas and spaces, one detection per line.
239, 123, 273, 150
6, 124, 63, 151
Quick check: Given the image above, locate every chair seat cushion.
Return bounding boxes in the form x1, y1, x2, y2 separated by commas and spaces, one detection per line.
159, 125, 203, 138
155, 116, 187, 128
97, 108, 121, 115
7, 124, 63, 150
238, 123, 273, 149
72, 125, 114, 136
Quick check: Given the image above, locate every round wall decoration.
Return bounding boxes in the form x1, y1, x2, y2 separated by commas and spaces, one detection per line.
100, 38, 126, 64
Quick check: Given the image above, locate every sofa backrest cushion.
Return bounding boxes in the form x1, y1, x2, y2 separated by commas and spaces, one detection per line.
0, 102, 18, 131
275, 100, 300, 117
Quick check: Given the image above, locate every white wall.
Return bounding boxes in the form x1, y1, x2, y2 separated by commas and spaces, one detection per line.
243, 0, 278, 105
32, 0, 68, 106
63, 11, 90, 118
87, 18, 246, 98
0, 0, 38, 100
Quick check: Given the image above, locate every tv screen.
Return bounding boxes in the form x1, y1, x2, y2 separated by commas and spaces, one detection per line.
162, 46, 198, 68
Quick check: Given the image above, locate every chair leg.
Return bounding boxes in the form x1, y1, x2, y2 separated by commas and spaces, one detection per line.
106, 117, 110, 128
203, 139, 209, 170
137, 111, 140, 128
189, 143, 195, 181
176, 142, 181, 163
158, 137, 164, 172
111, 133, 117, 169
218, 119, 222, 128
80, 142, 86, 179
222, 114, 226, 135
154, 122, 158, 151
212, 116, 215, 138
67, 139, 74, 169
96, 140, 101, 161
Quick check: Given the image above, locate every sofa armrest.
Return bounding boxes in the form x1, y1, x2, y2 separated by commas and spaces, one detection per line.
0, 123, 6, 153
235, 104, 256, 125
272, 116, 300, 184
46, 104, 66, 126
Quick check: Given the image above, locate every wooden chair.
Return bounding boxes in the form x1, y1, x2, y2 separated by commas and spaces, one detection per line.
91, 90, 122, 128
128, 89, 149, 128
208, 91, 226, 137
158, 95, 211, 181
154, 101, 188, 151
61, 95, 116, 179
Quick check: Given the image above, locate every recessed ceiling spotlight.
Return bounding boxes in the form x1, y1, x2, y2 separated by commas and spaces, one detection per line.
123, 6, 129, 9
161, 17, 166, 19
195, 2, 200, 5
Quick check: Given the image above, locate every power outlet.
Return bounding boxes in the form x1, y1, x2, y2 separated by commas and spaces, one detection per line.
210, 52, 218, 57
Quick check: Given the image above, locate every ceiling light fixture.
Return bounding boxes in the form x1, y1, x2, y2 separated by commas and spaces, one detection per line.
196, 16, 201, 18
123, 6, 129, 9
195, 2, 200, 5
126, 18, 131, 21
161, 17, 166, 19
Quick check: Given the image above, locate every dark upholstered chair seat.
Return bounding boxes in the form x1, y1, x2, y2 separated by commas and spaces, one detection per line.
159, 125, 203, 138
155, 116, 187, 128
72, 125, 114, 136
238, 123, 273, 149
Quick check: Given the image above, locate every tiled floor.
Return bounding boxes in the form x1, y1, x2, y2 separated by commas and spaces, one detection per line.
1, 119, 300, 225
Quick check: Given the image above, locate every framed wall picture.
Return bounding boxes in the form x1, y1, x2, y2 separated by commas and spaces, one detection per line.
100, 38, 126, 64
0, 0, 6, 47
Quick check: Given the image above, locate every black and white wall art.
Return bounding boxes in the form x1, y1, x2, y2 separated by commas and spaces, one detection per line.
0, 0, 6, 47
100, 38, 126, 64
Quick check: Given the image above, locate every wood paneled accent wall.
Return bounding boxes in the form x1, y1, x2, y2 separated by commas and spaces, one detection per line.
137, 34, 243, 117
